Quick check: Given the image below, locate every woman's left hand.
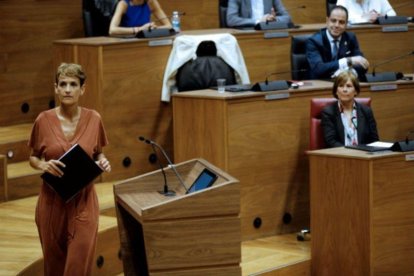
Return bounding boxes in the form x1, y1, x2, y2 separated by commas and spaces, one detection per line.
96, 158, 111, 172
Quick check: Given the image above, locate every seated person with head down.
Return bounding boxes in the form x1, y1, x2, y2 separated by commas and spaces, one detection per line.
109, 0, 171, 37
336, 0, 396, 24
306, 5, 369, 81
321, 70, 379, 148
226, 0, 291, 28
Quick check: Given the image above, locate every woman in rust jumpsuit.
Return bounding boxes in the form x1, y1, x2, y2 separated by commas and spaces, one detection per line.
28, 63, 111, 275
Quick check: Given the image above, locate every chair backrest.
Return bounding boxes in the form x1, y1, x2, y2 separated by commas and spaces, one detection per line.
309, 97, 371, 150
83, 0, 118, 37
291, 34, 312, 80
326, 0, 337, 16
176, 41, 236, 92
218, 0, 229, 28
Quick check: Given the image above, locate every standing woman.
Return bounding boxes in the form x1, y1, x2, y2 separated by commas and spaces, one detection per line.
109, 0, 172, 36
28, 63, 111, 275
321, 70, 379, 148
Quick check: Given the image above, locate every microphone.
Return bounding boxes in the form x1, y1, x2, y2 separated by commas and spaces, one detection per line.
255, 5, 305, 30
139, 136, 175, 196
405, 130, 414, 144
377, 2, 413, 24
135, 12, 185, 39
365, 51, 414, 82
390, 130, 414, 152
252, 69, 307, 92
139, 136, 188, 194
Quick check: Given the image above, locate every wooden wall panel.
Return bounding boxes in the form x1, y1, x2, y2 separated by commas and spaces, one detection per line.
0, 0, 412, 127
0, 0, 83, 126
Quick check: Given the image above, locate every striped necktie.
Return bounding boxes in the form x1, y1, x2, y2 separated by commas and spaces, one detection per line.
332, 39, 339, 60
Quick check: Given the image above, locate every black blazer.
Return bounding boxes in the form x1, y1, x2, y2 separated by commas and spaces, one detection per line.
306, 28, 367, 81
321, 101, 379, 148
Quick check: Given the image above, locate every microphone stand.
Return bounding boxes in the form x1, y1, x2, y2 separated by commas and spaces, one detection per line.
139, 137, 176, 196
391, 130, 414, 152
139, 136, 188, 193
377, 1, 413, 25
365, 51, 414, 82
151, 143, 175, 196
251, 69, 307, 92
149, 140, 188, 193
255, 5, 305, 30
136, 11, 186, 38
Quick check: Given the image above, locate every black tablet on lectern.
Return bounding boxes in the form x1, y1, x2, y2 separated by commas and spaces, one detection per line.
186, 168, 218, 194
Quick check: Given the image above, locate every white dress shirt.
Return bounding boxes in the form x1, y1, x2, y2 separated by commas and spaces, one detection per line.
251, 0, 265, 22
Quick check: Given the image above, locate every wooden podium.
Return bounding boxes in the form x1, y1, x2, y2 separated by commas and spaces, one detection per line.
309, 147, 414, 276
114, 158, 241, 275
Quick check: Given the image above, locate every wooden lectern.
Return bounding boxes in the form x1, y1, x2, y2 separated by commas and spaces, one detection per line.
114, 158, 241, 275
309, 147, 414, 276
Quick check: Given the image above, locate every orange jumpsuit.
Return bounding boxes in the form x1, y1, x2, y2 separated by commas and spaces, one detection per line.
28, 108, 108, 276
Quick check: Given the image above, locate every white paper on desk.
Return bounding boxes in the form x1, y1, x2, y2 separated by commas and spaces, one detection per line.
349, 17, 370, 25
367, 141, 394, 148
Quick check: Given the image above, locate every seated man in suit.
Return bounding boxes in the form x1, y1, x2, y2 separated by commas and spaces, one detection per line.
226, 0, 291, 28
306, 5, 369, 81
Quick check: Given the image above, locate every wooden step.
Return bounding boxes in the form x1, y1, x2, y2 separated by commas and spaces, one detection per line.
0, 155, 6, 201
241, 233, 310, 276
95, 181, 116, 217
7, 161, 42, 201
0, 123, 32, 163
0, 181, 121, 276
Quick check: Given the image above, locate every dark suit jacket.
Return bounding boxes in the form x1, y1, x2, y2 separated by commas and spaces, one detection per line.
226, 0, 291, 27
321, 101, 379, 148
306, 28, 367, 80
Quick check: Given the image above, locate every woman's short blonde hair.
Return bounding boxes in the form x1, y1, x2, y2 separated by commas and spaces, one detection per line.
332, 70, 360, 99
55, 63, 86, 86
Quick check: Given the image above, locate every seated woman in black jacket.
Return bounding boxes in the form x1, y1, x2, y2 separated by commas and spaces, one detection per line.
321, 70, 379, 148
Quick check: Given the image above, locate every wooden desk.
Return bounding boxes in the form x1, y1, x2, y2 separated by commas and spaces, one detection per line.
53, 25, 414, 182
234, 23, 414, 81
172, 78, 414, 240
308, 147, 414, 276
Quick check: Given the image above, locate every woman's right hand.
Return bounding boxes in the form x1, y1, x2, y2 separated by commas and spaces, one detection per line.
40, 160, 65, 178
140, 22, 157, 31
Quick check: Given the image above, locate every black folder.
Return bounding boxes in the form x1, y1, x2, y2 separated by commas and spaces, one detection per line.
41, 144, 103, 202
345, 144, 391, 152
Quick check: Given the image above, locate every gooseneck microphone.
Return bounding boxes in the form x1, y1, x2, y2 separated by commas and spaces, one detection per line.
365, 50, 414, 82
381, 1, 414, 21
139, 136, 175, 196
265, 69, 307, 84
256, 5, 305, 30
135, 12, 185, 39
405, 130, 414, 144
139, 136, 188, 194
252, 69, 307, 92
376, 2, 413, 25
390, 130, 414, 152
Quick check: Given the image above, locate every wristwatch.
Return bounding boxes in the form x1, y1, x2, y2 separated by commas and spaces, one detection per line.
347, 57, 353, 67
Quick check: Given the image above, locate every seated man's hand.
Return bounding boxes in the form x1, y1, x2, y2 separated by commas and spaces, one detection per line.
351, 56, 370, 69
368, 10, 380, 23
261, 12, 276, 22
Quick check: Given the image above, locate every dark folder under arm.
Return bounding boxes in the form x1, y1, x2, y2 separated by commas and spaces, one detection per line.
41, 144, 103, 202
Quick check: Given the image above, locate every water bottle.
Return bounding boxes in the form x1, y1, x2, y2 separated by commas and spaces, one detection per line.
172, 11, 181, 33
